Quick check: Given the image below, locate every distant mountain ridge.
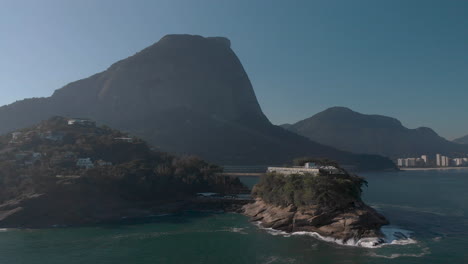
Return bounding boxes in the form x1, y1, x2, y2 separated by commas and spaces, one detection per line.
454, 134, 468, 145
282, 107, 468, 158
0, 35, 395, 170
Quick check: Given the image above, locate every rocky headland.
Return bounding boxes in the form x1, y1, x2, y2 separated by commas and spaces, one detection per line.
0, 117, 248, 228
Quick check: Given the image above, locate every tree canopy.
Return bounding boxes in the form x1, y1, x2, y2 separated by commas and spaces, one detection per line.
253, 171, 367, 210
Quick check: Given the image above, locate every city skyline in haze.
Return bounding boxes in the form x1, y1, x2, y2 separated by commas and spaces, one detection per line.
1, 0, 467, 139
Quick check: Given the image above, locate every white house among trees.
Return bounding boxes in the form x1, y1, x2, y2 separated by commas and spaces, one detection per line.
76, 158, 94, 169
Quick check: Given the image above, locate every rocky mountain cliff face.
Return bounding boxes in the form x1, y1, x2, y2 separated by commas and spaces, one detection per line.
0, 35, 395, 170
283, 107, 468, 158
454, 134, 468, 145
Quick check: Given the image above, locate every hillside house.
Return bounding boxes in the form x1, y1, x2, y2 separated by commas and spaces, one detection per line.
32, 153, 42, 161
63, 152, 75, 158
114, 137, 133, 143
10, 132, 23, 143
97, 160, 113, 166
14, 152, 42, 167
68, 118, 95, 127
76, 158, 94, 169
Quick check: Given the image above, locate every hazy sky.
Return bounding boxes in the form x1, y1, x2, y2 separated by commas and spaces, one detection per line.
1, 0, 467, 139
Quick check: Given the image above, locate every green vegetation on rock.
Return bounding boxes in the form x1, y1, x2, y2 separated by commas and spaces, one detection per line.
252, 169, 367, 209
0, 117, 245, 204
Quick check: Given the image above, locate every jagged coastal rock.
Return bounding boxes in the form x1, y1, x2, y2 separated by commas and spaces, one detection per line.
243, 199, 388, 243
0, 34, 395, 170
242, 164, 389, 245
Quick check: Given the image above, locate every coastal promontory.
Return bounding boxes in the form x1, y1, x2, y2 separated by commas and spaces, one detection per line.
0, 117, 247, 228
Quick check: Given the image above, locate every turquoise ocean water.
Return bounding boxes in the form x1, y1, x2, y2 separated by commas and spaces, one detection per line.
0, 169, 467, 264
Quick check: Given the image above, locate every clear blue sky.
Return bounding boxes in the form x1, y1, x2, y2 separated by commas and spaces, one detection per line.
1, 0, 467, 139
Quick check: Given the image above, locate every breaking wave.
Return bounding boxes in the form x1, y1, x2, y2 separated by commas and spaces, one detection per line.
367, 247, 431, 259
256, 222, 416, 248
227, 227, 248, 234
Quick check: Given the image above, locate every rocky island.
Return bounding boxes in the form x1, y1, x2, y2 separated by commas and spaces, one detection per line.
243, 160, 389, 246
0, 117, 248, 228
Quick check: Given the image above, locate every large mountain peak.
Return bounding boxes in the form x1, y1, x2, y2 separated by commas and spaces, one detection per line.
0, 35, 395, 170
51, 34, 267, 126
158, 34, 231, 47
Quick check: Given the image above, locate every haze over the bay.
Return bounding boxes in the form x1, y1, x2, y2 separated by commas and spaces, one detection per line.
1, 0, 467, 139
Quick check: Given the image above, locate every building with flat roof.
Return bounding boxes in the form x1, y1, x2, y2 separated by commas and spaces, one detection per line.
397, 159, 404, 167
454, 158, 465, 166
267, 163, 343, 176
267, 166, 320, 175
421, 155, 428, 164
436, 154, 441, 167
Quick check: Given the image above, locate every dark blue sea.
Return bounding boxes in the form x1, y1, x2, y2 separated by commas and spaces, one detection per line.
0, 169, 467, 264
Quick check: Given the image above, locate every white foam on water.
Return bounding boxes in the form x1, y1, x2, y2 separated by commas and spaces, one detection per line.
289, 231, 387, 248
262, 256, 296, 264
112, 231, 171, 240
255, 222, 417, 249
254, 222, 290, 237
262, 256, 279, 264
0, 228, 8, 232
369, 203, 453, 216
367, 247, 431, 259
228, 227, 247, 234
380, 226, 417, 246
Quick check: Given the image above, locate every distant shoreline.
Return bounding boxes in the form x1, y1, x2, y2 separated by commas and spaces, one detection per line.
400, 167, 468, 171
221, 167, 468, 174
